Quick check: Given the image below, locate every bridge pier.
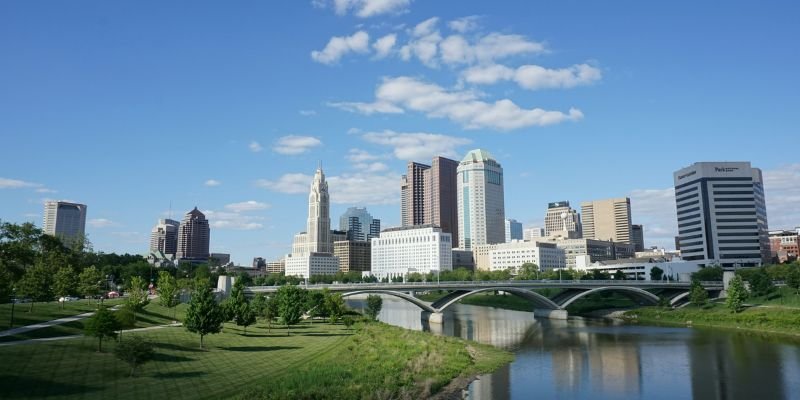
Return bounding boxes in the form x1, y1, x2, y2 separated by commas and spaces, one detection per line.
534, 309, 568, 320
424, 311, 445, 324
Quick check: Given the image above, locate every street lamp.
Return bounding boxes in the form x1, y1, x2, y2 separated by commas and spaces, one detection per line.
9, 287, 16, 329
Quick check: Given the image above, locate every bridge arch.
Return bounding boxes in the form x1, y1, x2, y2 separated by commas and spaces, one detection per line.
431, 287, 561, 312
558, 286, 660, 309
341, 290, 435, 313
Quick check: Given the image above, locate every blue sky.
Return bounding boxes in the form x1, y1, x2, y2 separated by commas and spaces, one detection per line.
2, 0, 799, 265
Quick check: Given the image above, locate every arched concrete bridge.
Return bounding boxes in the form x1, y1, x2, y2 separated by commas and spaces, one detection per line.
244, 280, 722, 321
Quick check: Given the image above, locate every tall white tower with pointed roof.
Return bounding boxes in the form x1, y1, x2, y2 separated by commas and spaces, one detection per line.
306, 166, 331, 254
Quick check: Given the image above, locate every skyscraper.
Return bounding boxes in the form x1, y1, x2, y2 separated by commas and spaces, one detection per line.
176, 207, 210, 260
505, 219, 523, 242
631, 224, 645, 252
673, 161, 769, 267
399, 157, 459, 247
42, 201, 87, 245
149, 218, 179, 255
544, 201, 581, 237
581, 198, 632, 243
457, 149, 505, 249
339, 207, 380, 241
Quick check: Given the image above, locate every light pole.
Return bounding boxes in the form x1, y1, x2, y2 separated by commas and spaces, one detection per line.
9, 287, 16, 329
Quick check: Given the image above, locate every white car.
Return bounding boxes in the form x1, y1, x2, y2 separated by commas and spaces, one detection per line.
58, 296, 80, 302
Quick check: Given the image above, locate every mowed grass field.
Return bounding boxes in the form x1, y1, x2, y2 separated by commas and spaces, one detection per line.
0, 299, 126, 330
0, 321, 351, 400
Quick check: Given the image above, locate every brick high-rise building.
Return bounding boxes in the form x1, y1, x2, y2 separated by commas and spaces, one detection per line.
400, 157, 459, 247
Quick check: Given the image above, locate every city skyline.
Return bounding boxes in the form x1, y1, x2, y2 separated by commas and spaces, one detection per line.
2, 1, 800, 265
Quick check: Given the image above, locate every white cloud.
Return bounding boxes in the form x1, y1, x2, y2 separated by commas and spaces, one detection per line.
224, 201, 271, 213
346, 148, 382, 162
35, 188, 57, 193
311, 30, 370, 65
448, 16, 480, 33
462, 63, 602, 90
249, 141, 263, 152
362, 130, 471, 160
299, 110, 317, 116
373, 33, 397, 58
331, 76, 583, 130
326, 101, 403, 115
629, 187, 678, 250
328, 172, 400, 205
204, 210, 264, 231
354, 162, 389, 172
205, 179, 222, 187
0, 177, 41, 189
763, 163, 800, 230
255, 174, 313, 194
273, 135, 323, 155
88, 218, 117, 228
326, 0, 411, 18
399, 17, 442, 67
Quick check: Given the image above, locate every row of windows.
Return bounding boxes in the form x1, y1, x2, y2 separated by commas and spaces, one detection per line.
676, 193, 699, 203
715, 211, 756, 216
720, 246, 760, 251
675, 186, 698, 197
678, 213, 700, 222
713, 191, 753, 195
719, 239, 760, 244
677, 199, 700, 208
678, 220, 702, 228
716, 218, 757, 223
719, 253, 762, 259
678, 207, 700, 216
717, 225, 757, 230
719, 232, 758, 237
682, 240, 704, 247
680, 233, 703, 240
679, 226, 702, 235
716, 198, 756, 202
716, 204, 755, 209
713, 183, 753, 188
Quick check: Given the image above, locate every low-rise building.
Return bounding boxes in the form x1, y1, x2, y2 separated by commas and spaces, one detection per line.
575, 257, 701, 282
370, 225, 452, 280
265, 259, 285, 274
285, 253, 340, 278
452, 249, 475, 271
334, 240, 371, 273
545, 238, 635, 270
486, 240, 566, 272
769, 229, 800, 263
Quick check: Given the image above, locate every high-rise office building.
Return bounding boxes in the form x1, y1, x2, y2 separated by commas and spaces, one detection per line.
457, 149, 505, 249
42, 201, 87, 245
286, 166, 339, 277
333, 240, 371, 273
370, 225, 452, 279
339, 207, 380, 241
544, 201, 581, 237
505, 219, 523, 242
176, 207, 210, 260
149, 218, 179, 255
581, 198, 632, 243
399, 157, 459, 247
631, 224, 645, 252
673, 161, 769, 267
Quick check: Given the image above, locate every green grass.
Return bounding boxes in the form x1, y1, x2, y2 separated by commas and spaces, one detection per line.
745, 286, 800, 307
0, 320, 512, 400
624, 302, 800, 337
0, 302, 188, 343
0, 299, 126, 331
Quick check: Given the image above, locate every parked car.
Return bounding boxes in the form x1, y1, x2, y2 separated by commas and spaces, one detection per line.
58, 296, 80, 302
107, 291, 120, 299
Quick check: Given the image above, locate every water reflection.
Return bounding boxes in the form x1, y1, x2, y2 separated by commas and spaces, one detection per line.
345, 296, 800, 400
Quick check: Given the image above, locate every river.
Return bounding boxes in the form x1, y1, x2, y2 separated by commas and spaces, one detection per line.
346, 296, 800, 400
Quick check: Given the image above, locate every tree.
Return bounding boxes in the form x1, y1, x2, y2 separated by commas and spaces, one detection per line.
53, 266, 77, 309
613, 270, 626, 281
365, 294, 383, 320
786, 269, 800, 295
114, 336, 154, 377
84, 307, 120, 352
0, 261, 12, 304
726, 275, 748, 313
115, 305, 136, 340
17, 262, 53, 311
692, 265, 724, 281
229, 279, 256, 335
78, 266, 103, 303
745, 269, 774, 298
325, 292, 345, 324
126, 276, 150, 323
343, 316, 355, 330
156, 271, 180, 319
689, 280, 708, 307
305, 290, 327, 323
275, 285, 306, 336
650, 266, 664, 281
516, 263, 539, 280
251, 293, 273, 332
184, 284, 224, 349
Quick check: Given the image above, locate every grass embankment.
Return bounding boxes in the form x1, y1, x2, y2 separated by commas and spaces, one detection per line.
417, 290, 636, 315
0, 302, 187, 343
0, 299, 126, 330
624, 302, 800, 337
0, 318, 511, 400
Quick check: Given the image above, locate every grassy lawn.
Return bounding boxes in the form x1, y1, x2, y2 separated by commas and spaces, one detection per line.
624, 302, 800, 337
0, 302, 187, 343
0, 299, 126, 331
745, 286, 800, 308
0, 320, 512, 400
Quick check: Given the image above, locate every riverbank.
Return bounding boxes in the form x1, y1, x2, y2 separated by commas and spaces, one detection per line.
623, 303, 800, 337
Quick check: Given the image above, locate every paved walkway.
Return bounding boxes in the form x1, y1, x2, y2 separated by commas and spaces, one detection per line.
0, 305, 121, 338
0, 322, 182, 347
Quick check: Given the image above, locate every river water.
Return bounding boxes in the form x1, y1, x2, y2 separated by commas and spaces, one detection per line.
346, 296, 800, 400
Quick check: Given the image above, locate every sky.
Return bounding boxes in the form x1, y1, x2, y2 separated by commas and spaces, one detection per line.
1, 0, 799, 265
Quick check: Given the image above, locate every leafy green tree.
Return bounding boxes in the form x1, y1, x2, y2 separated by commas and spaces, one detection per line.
115, 305, 136, 340
229, 279, 256, 335
84, 307, 120, 352
251, 293, 274, 332
53, 266, 77, 309
156, 271, 180, 319
365, 294, 383, 320
325, 292, 345, 324
126, 276, 150, 323
275, 285, 306, 336
613, 270, 626, 281
306, 290, 327, 323
114, 336, 154, 377
689, 280, 708, 306
78, 266, 103, 303
17, 261, 53, 311
0, 261, 12, 304
342, 316, 355, 329
692, 265, 724, 281
744, 269, 774, 297
516, 263, 539, 280
650, 266, 664, 281
786, 269, 800, 295
184, 284, 224, 349
726, 275, 748, 313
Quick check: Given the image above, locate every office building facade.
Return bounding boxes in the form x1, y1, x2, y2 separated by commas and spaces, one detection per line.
400, 157, 459, 247
150, 218, 179, 255
505, 219, 523, 243
370, 225, 452, 280
176, 207, 210, 260
333, 240, 371, 273
673, 162, 769, 268
581, 198, 632, 243
484, 240, 566, 272
43, 201, 87, 245
544, 201, 582, 237
523, 227, 545, 241
339, 207, 380, 241
631, 224, 645, 252
457, 149, 505, 249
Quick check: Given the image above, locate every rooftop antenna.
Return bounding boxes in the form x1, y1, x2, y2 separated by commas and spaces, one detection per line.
318, 159, 322, 171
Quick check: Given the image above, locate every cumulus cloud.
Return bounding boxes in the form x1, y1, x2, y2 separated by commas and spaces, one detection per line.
330, 76, 583, 130
225, 201, 270, 213
0, 177, 41, 189
255, 174, 313, 194
353, 162, 389, 172
763, 163, 800, 230
204, 209, 264, 230
448, 16, 480, 33
320, 0, 411, 18
88, 218, 117, 228
362, 130, 471, 160
399, 17, 442, 67
373, 33, 397, 58
273, 135, 323, 155
629, 188, 678, 250
205, 179, 222, 187
249, 141, 263, 152
462, 63, 602, 90
311, 31, 370, 65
